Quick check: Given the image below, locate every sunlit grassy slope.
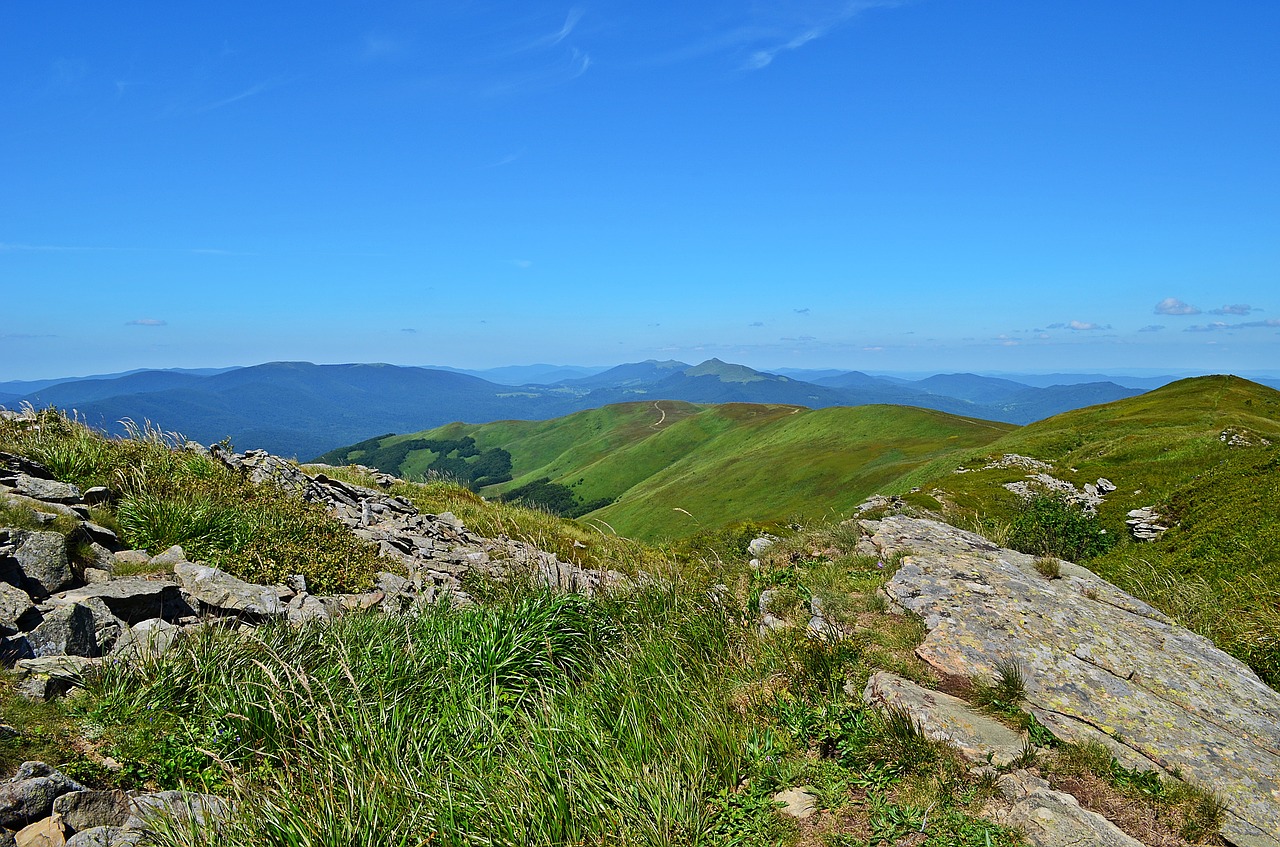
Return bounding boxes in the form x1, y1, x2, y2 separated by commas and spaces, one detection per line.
324, 402, 1013, 540
899, 375, 1280, 528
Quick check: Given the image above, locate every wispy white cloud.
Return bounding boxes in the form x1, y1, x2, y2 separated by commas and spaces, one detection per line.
743, 1, 906, 70
794, 307, 810, 314
400, 327, 417, 334
198, 76, 296, 113
1138, 324, 1164, 332
1068, 320, 1108, 331
1154, 297, 1200, 316
481, 151, 525, 169
483, 47, 591, 96
749, 321, 765, 327
535, 7, 585, 49
126, 318, 167, 327
1209, 303, 1258, 316
1186, 318, 1280, 332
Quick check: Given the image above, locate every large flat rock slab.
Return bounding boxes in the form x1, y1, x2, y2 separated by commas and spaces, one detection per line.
54, 579, 187, 624
870, 515, 1280, 847
173, 562, 284, 618
862, 671, 1027, 767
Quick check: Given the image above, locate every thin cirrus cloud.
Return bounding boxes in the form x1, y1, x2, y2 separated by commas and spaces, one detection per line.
196, 75, 299, 113
1209, 304, 1258, 316
524, 7, 585, 50
1154, 297, 1201, 316
1138, 325, 1165, 333
125, 318, 166, 327
1186, 319, 1280, 332
743, 1, 905, 70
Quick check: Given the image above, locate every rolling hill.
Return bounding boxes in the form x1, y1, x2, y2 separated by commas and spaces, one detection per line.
317, 401, 1014, 540
898, 374, 1280, 527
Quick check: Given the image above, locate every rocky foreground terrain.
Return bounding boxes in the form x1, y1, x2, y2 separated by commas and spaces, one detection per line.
863, 514, 1279, 847
1, 430, 1277, 846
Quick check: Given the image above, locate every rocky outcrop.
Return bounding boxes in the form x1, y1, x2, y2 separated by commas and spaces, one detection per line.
0, 762, 85, 830
5, 532, 73, 598
0, 763, 224, 846
173, 560, 286, 619
956, 451, 1118, 513
1124, 506, 1169, 541
1, 428, 629, 703
865, 514, 1280, 847
1220, 428, 1272, 448
991, 770, 1144, 847
220, 449, 629, 602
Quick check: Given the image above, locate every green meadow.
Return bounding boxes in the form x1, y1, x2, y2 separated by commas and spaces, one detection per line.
321, 401, 1014, 540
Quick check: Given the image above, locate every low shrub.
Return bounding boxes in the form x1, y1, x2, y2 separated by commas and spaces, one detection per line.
1008, 494, 1116, 562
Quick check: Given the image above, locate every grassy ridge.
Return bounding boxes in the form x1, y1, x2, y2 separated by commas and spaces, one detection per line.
323, 402, 1013, 540
900, 375, 1280, 525
590, 405, 1011, 539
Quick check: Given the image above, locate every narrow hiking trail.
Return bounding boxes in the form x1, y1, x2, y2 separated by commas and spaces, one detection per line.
650, 401, 668, 428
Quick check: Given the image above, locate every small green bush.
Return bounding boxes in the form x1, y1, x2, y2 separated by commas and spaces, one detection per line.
1034, 556, 1062, 579
1008, 494, 1116, 562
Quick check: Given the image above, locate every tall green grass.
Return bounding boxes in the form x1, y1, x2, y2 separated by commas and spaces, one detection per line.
86, 587, 758, 846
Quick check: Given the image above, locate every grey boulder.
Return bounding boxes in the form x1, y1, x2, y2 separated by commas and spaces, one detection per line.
55, 578, 188, 625
25, 604, 97, 658
9, 532, 73, 596
66, 828, 144, 847
0, 762, 85, 829
174, 561, 284, 618
872, 514, 1280, 847
53, 789, 130, 833
0, 583, 36, 635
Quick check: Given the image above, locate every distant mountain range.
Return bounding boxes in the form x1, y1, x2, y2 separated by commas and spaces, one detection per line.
8, 358, 1267, 459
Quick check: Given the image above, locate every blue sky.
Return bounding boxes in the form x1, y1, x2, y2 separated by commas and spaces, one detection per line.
3, 1, 1278, 380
